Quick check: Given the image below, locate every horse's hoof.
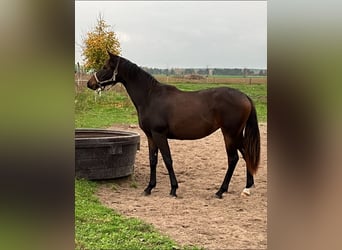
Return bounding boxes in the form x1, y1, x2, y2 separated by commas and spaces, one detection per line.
215, 192, 223, 199
169, 190, 177, 198
240, 188, 251, 197
169, 193, 177, 198
143, 189, 151, 196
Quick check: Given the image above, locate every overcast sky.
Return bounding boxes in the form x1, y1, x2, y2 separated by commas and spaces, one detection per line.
75, 1, 267, 69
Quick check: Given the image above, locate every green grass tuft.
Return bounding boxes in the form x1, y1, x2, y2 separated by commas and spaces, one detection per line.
75, 89, 138, 128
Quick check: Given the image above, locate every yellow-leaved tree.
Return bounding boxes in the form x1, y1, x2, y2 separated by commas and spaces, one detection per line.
82, 15, 121, 71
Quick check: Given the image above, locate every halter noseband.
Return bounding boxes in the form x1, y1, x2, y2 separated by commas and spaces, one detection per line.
93, 56, 120, 90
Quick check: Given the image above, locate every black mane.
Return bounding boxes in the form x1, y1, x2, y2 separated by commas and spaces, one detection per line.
121, 57, 160, 87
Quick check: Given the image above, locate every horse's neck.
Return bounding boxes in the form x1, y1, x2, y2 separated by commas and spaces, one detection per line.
122, 75, 155, 109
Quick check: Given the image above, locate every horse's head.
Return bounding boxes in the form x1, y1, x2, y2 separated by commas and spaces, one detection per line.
87, 51, 121, 90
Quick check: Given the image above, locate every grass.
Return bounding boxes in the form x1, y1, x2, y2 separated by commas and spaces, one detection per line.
75, 88, 138, 128
75, 179, 200, 250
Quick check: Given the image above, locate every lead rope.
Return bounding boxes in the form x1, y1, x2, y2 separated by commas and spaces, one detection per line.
94, 87, 101, 102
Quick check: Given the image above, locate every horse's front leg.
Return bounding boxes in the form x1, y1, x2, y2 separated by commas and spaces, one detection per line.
151, 131, 178, 197
144, 137, 158, 195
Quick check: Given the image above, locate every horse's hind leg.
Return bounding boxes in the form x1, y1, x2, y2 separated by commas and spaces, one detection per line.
238, 146, 255, 189
246, 170, 254, 188
144, 137, 158, 195
239, 145, 255, 196
240, 170, 255, 197
216, 131, 239, 199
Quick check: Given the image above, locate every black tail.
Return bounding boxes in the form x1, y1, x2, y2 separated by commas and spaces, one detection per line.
243, 98, 261, 175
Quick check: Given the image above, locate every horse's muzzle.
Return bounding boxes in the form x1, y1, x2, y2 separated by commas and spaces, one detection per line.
87, 76, 98, 90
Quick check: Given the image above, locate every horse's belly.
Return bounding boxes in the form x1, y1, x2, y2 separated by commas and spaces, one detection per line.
168, 118, 219, 140
168, 129, 219, 140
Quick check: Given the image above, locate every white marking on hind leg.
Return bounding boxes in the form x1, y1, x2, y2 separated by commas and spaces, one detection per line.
240, 184, 255, 197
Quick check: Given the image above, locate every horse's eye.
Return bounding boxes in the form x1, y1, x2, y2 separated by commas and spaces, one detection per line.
103, 65, 111, 70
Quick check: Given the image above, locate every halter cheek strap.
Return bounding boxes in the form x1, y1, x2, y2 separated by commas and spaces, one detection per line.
93, 56, 120, 87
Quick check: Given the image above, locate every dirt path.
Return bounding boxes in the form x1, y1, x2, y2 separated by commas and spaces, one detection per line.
97, 123, 267, 249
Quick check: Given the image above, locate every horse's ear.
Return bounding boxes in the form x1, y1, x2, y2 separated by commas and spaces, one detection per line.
107, 50, 114, 58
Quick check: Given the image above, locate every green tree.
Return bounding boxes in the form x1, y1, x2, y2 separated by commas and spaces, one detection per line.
82, 15, 121, 71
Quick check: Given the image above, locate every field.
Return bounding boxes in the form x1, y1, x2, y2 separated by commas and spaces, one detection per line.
75, 77, 267, 249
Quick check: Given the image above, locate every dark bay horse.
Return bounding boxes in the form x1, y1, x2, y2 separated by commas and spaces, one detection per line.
87, 51, 260, 199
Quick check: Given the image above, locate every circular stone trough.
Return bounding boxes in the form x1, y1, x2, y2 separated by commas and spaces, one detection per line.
75, 129, 140, 180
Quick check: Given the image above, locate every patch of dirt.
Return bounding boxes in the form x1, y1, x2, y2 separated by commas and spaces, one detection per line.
96, 123, 267, 249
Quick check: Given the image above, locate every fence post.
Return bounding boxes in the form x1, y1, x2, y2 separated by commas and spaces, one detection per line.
77, 62, 81, 86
